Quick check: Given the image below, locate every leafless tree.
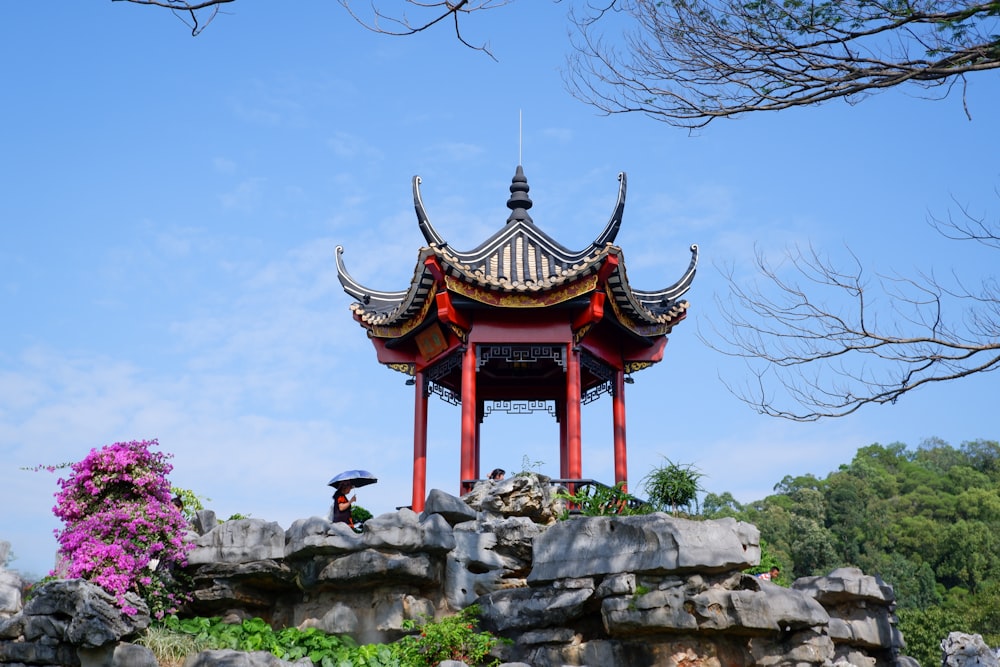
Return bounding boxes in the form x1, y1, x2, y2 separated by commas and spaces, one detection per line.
112, 0, 507, 46
565, 1, 1000, 128
703, 195, 1000, 421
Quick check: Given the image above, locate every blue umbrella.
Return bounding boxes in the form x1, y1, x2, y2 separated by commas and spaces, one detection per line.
327, 469, 377, 489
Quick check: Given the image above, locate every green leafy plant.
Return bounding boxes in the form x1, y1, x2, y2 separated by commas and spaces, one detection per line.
352, 504, 373, 525
555, 482, 651, 518
395, 605, 505, 667
746, 539, 786, 585
169, 486, 208, 523
628, 583, 652, 610
23, 575, 59, 602
517, 455, 544, 475
641, 457, 705, 515
136, 623, 214, 667
153, 615, 402, 666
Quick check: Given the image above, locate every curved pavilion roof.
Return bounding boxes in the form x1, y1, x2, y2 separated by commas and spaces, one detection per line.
336, 166, 698, 337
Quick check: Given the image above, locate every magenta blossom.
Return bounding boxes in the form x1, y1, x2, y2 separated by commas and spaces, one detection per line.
51, 439, 193, 616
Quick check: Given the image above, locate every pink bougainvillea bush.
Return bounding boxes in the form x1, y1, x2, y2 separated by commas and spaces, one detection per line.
51, 439, 193, 616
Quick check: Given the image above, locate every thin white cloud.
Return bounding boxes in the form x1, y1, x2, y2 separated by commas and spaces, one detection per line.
220, 177, 266, 212
327, 132, 384, 161
213, 157, 238, 174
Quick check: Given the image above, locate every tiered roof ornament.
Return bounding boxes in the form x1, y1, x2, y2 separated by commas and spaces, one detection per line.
338, 166, 696, 335
337, 166, 698, 510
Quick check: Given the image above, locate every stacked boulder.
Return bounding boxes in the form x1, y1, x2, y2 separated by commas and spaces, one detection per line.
175, 474, 910, 667
181, 474, 560, 644
0, 579, 155, 667
0, 475, 917, 667
0, 543, 23, 621
941, 632, 1000, 667
477, 513, 854, 666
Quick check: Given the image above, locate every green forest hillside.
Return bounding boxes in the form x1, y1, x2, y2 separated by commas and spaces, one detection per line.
701, 439, 1000, 667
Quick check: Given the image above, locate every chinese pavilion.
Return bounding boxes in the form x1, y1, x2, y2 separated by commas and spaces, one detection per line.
336, 166, 697, 512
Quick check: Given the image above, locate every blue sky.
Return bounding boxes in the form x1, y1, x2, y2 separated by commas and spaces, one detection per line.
2, 2, 998, 578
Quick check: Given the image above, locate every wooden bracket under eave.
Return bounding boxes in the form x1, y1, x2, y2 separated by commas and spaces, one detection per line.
572, 291, 605, 331
436, 290, 471, 331
424, 255, 446, 282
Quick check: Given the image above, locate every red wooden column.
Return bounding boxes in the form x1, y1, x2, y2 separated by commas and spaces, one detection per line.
475, 403, 482, 481
411, 369, 428, 512
557, 398, 567, 476
565, 344, 583, 480
460, 344, 477, 493
613, 369, 628, 489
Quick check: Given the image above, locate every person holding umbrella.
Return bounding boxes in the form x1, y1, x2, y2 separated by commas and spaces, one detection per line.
331, 483, 357, 528
327, 469, 377, 531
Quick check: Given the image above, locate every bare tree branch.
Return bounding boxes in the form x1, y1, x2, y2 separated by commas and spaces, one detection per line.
111, 0, 235, 36
701, 199, 1000, 420
338, 0, 509, 61
564, 1, 1000, 128
111, 0, 508, 48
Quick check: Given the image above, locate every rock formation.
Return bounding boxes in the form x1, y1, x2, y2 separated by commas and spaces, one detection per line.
0, 475, 919, 667
0, 579, 155, 667
0, 543, 23, 620
941, 632, 1000, 667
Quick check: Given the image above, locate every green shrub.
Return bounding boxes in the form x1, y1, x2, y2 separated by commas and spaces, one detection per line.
136, 623, 213, 667
395, 605, 506, 667
641, 458, 704, 515
555, 482, 651, 518
152, 615, 401, 666
352, 504, 373, 525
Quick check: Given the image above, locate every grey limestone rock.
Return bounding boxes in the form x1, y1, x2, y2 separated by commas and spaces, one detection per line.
78, 641, 159, 667
941, 632, 1000, 667
445, 525, 506, 609
478, 582, 595, 632
0, 568, 22, 618
0, 541, 23, 618
793, 567, 895, 605
20, 579, 149, 648
182, 649, 312, 666
749, 627, 836, 667
528, 514, 760, 583
317, 550, 438, 586
794, 566, 902, 654
283, 516, 363, 558
193, 509, 218, 535
0, 635, 80, 665
464, 474, 566, 525
187, 519, 286, 565
424, 488, 478, 525
361, 509, 456, 554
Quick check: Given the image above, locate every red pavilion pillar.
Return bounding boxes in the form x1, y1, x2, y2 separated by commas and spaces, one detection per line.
565, 344, 582, 481
613, 369, 628, 489
557, 398, 567, 476
460, 345, 477, 493
475, 403, 482, 481
412, 369, 428, 512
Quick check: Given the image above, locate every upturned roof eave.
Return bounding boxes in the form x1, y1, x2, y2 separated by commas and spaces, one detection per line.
339, 168, 698, 333
337, 245, 438, 326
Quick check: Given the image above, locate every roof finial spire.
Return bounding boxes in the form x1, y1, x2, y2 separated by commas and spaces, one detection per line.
506, 165, 533, 224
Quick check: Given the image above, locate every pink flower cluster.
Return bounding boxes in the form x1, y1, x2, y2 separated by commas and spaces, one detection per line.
51, 439, 193, 616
